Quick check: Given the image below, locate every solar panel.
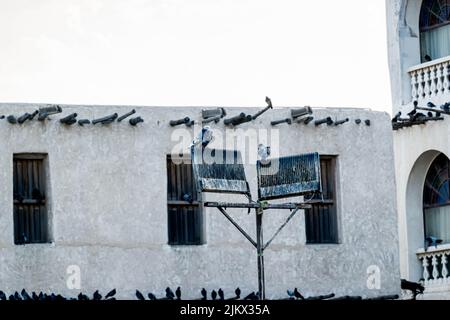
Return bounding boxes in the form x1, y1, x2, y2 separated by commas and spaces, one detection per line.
192, 148, 250, 195
257, 153, 322, 200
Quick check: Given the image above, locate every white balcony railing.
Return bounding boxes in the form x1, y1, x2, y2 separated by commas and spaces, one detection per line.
409, 56, 450, 105
417, 244, 450, 289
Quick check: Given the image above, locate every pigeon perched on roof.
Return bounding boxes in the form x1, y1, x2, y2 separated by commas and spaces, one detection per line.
136, 290, 145, 300
201, 288, 207, 300
218, 288, 224, 300
175, 287, 181, 300
105, 289, 116, 300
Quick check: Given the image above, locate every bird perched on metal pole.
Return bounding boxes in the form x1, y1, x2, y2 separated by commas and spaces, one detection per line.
190, 126, 214, 150
258, 144, 271, 162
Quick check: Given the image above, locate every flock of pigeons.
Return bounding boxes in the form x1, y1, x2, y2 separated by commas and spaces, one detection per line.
0, 289, 117, 301
0, 281, 426, 301
134, 287, 400, 301
392, 100, 450, 130
0, 270, 426, 301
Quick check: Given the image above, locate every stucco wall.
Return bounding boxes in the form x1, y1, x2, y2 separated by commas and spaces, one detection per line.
386, 0, 450, 289
393, 119, 450, 280
386, 0, 423, 113
0, 103, 399, 299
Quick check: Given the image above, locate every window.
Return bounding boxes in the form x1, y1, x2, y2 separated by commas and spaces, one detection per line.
419, 0, 450, 62
305, 156, 338, 244
166, 155, 204, 245
13, 154, 49, 245
423, 153, 450, 244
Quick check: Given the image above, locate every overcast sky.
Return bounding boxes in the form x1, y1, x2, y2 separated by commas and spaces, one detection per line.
0, 0, 391, 113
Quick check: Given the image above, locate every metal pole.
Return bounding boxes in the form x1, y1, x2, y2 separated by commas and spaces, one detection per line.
256, 207, 265, 300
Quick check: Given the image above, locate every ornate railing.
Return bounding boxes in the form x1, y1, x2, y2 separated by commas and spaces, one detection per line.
417, 244, 450, 287
409, 56, 450, 105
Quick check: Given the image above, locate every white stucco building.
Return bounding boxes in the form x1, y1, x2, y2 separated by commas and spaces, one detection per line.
386, 0, 450, 299
0, 103, 400, 299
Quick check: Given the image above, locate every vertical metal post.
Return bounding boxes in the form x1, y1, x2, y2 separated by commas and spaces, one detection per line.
256, 207, 265, 300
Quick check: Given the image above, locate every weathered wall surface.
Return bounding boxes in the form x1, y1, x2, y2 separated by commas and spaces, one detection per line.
0, 103, 399, 299
386, 0, 423, 112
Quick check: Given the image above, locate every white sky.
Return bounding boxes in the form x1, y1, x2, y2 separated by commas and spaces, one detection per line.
0, 0, 392, 112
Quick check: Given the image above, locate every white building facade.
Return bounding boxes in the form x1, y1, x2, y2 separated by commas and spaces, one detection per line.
0, 103, 400, 299
386, 0, 450, 299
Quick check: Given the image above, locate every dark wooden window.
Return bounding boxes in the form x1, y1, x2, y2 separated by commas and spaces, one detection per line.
305, 156, 338, 244
13, 154, 49, 245
167, 155, 204, 245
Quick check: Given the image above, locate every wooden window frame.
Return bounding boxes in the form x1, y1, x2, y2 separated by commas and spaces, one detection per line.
166, 155, 205, 246
305, 155, 339, 245
13, 153, 50, 245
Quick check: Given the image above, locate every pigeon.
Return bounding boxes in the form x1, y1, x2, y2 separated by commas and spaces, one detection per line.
401, 279, 424, 300
218, 288, 224, 300
105, 289, 116, 300
294, 288, 305, 300
136, 290, 146, 301
235, 288, 241, 299
211, 290, 217, 300
392, 112, 401, 123
0, 291, 7, 301
93, 290, 102, 300
21, 289, 31, 300
201, 288, 207, 300
148, 293, 157, 300
407, 109, 417, 117
32, 292, 39, 301
425, 236, 443, 250
441, 102, 450, 112
166, 287, 175, 300
258, 144, 271, 162
412, 112, 426, 121
287, 290, 295, 298
182, 194, 193, 204
190, 126, 214, 150
78, 293, 89, 301
244, 292, 258, 300
14, 292, 22, 300
175, 287, 181, 300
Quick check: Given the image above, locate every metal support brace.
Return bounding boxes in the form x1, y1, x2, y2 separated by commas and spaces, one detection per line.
208, 202, 312, 300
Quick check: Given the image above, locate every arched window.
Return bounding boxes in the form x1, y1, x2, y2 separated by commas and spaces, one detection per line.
423, 153, 450, 244
419, 0, 450, 62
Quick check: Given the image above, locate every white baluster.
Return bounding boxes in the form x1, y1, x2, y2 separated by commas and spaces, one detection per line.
444, 62, 450, 95
422, 256, 430, 284
430, 65, 437, 97
411, 71, 418, 102
432, 255, 439, 283
423, 67, 431, 100
442, 254, 448, 281
436, 64, 444, 95
417, 70, 425, 102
